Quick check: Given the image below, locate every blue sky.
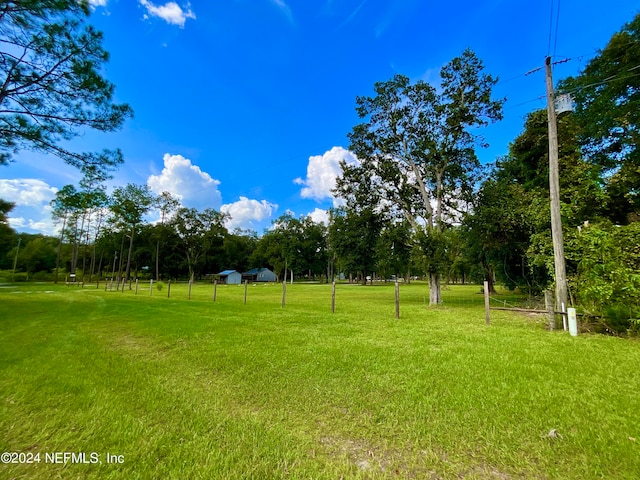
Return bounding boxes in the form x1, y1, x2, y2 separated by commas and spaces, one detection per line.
1, 0, 637, 235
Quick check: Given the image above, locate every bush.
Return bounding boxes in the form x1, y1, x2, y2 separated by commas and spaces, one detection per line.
156, 281, 164, 291
567, 222, 640, 334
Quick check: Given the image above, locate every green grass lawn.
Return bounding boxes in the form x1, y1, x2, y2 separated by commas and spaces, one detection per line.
1, 281, 639, 479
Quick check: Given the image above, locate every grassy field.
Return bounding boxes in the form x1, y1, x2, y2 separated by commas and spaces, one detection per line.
1, 281, 639, 479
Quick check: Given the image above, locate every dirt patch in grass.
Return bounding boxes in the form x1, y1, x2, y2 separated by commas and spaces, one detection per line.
316, 435, 518, 479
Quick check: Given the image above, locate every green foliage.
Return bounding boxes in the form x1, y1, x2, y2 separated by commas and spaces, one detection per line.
169, 207, 228, 281
566, 222, 640, 333
0, 0, 132, 171
559, 13, 640, 222
155, 281, 164, 291
0, 198, 16, 269
340, 50, 503, 301
375, 220, 412, 280
253, 214, 327, 281
328, 207, 383, 283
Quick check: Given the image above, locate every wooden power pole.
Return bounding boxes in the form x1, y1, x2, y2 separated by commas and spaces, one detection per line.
544, 56, 568, 329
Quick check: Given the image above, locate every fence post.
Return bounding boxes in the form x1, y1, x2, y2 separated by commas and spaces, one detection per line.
331, 281, 336, 313
484, 281, 490, 325
135, 278, 139, 295
395, 281, 400, 319
244, 280, 248, 305
282, 281, 286, 308
167, 279, 171, 298
213, 279, 217, 302
188, 280, 192, 300
150, 279, 153, 296
545, 290, 555, 330
568, 307, 578, 336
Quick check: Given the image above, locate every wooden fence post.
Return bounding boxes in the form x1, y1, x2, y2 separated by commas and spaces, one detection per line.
213, 279, 217, 302
188, 280, 192, 300
395, 281, 400, 319
331, 281, 336, 313
545, 290, 555, 330
244, 280, 248, 305
150, 279, 153, 296
135, 278, 139, 295
484, 281, 490, 325
167, 279, 171, 298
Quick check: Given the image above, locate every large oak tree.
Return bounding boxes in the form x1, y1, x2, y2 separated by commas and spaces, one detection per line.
338, 49, 503, 304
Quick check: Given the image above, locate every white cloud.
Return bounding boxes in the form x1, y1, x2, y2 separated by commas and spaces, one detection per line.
0, 179, 59, 235
221, 197, 278, 231
147, 153, 222, 210
139, 0, 195, 27
8, 216, 25, 229
89, 0, 108, 7
306, 208, 329, 225
294, 146, 358, 207
0, 178, 58, 207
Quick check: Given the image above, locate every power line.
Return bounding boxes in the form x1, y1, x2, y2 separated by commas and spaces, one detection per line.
553, 0, 562, 58
557, 66, 640, 95
547, 0, 555, 56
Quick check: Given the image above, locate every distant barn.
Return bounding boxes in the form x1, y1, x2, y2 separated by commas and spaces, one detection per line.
243, 268, 277, 282
218, 270, 242, 284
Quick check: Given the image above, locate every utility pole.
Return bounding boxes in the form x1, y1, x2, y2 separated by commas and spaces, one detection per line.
544, 56, 568, 329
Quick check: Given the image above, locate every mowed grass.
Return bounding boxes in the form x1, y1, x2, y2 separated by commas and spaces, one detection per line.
1, 281, 639, 479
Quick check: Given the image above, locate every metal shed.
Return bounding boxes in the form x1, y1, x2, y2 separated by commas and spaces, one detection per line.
243, 267, 277, 282
218, 269, 242, 284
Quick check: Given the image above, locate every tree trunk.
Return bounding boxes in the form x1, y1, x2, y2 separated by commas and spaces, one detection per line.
155, 239, 160, 281
482, 259, 496, 293
53, 212, 67, 284
485, 273, 495, 294
125, 227, 135, 289
428, 272, 441, 305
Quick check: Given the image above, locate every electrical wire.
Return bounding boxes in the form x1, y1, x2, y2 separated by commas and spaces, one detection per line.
548, 0, 555, 56
553, 0, 561, 58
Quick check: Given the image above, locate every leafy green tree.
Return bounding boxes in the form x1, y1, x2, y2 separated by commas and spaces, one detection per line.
465, 108, 606, 294
110, 184, 156, 285
16, 235, 56, 274
222, 229, 257, 273
375, 220, 412, 282
261, 214, 303, 282
170, 207, 228, 282
0, 198, 16, 269
50, 184, 80, 281
295, 216, 327, 281
153, 191, 180, 280
340, 49, 503, 303
328, 206, 383, 284
0, 0, 132, 171
463, 177, 540, 292
559, 13, 640, 223
250, 231, 285, 279
565, 221, 640, 333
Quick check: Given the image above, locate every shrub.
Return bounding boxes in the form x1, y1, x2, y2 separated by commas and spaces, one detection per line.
568, 222, 640, 334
